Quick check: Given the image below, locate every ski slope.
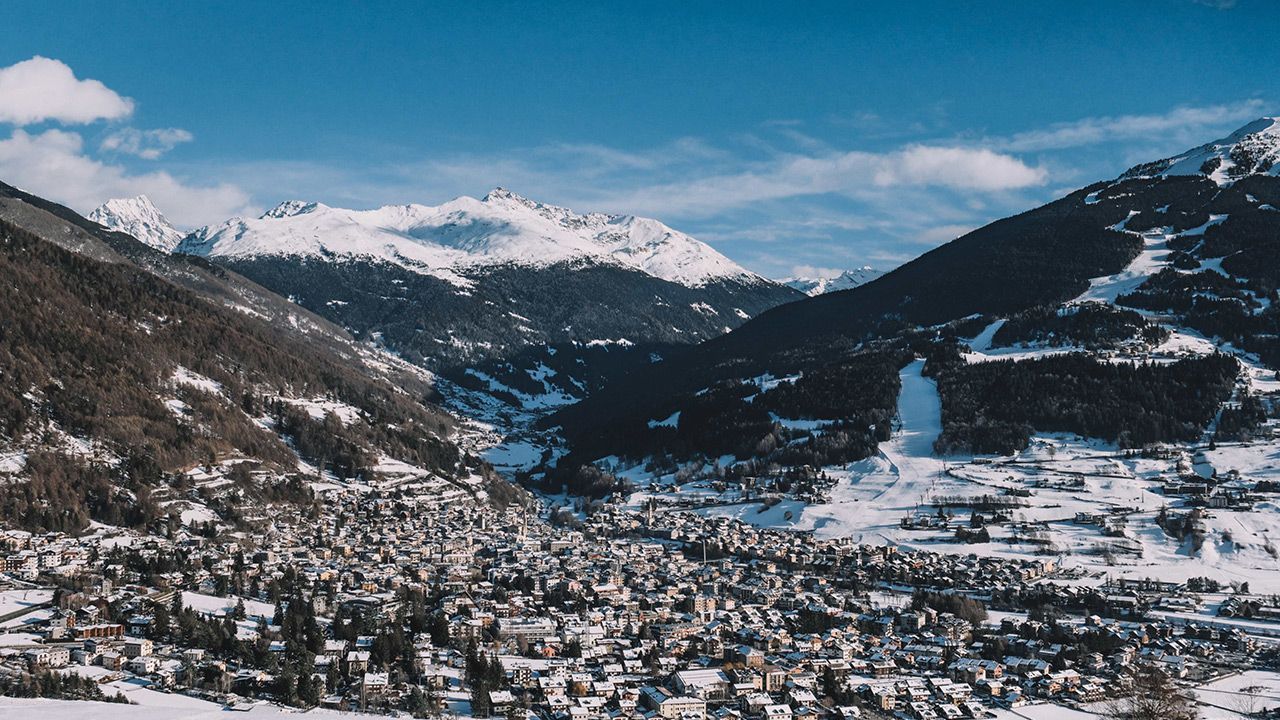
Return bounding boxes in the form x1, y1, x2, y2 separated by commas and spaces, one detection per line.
802, 358, 947, 539
687, 356, 1280, 592
702, 359, 949, 540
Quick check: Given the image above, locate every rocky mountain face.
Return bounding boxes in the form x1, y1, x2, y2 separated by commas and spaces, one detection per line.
86, 195, 185, 252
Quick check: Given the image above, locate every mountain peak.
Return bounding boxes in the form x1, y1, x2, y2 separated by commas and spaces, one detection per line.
95, 194, 160, 215
780, 266, 884, 296
1230, 116, 1279, 137
120, 194, 156, 208
482, 186, 520, 202
261, 199, 322, 219
88, 195, 185, 252
481, 186, 558, 214
1121, 116, 1280, 185
482, 186, 546, 207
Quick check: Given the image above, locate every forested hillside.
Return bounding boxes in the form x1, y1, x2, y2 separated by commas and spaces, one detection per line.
218, 256, 795, 370
0, 193, 521, 534
550, 146, 1280, 479
551, 178, 1151, 456
930, 353, 1240, 454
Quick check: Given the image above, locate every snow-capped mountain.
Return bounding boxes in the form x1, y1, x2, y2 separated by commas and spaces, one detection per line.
87, 195, 185, 252
178, 188, 761, 288
158, 188, 801, 384
1122, 116, 1280, 185
780, 266, 884, 296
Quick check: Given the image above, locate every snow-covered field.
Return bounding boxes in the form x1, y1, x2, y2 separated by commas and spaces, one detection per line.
181, 591, 274, 622
0, 589, 56, 638
1195, 670, 1280, 718
0, 694, 389, 719
175, 591, 273, 640
630, 355, 1280, 594
170, 367, 222, 395
280, 397, 364, 425
993, 703, 1100, 720
0, 588, 54, 619
697, 360, 947, 541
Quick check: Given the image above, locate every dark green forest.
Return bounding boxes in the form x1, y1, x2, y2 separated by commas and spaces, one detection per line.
933, 353, 1239, 454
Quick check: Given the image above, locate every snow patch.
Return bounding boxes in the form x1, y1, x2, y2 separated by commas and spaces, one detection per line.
171, 367, 223, 395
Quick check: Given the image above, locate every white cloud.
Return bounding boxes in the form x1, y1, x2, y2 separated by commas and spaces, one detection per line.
0, 57, 249, 228
206, 128, 1043, 242
100, 127, 194, 160
0, 56, 134, 126
789, 265, 845, 279
0, 128, 251, 227
873, 145, 1047, 191
999, 101, 1266, 152
199, 131, 1045, 279
590, 145, 1044, 218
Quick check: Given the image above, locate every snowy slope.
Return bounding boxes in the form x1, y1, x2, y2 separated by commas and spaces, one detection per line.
1122, 116, 1280, 185
177, 188, 763, 288
87, 195, 186, 252
554, 118, 1280, 597
783, 358, 945, 541
780, 266, 884, 296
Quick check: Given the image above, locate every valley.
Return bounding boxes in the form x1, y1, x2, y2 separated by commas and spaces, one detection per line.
73, 117, 1279, 601
4, 61, 1280, 720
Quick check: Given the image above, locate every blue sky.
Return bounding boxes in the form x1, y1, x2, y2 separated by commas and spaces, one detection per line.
1, 0, 1275, 277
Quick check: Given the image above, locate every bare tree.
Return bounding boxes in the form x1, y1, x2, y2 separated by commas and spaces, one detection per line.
1103, 668, 1199, 720
1228, 684, 1267, 717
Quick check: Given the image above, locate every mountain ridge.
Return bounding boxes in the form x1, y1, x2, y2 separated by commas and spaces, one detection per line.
160, 187, 766, 289
89, 190, 801, 378
1121, 116, 1280, 184
548, 117, 1280, 469
780, 266, 884, 296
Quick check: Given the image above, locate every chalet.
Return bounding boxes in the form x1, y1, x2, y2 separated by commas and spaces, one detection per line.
123, 638, 153, 658
360, 672, 389, 708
